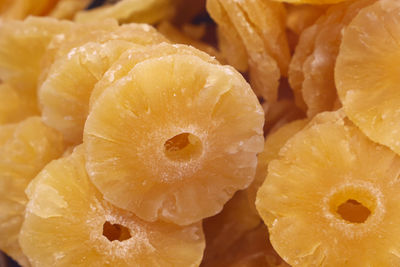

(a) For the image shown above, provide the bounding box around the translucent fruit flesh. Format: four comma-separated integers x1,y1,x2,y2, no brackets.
335,0,400,156
84,54,264,225
256,110,400,266
19,146,205,267
0,117,65,267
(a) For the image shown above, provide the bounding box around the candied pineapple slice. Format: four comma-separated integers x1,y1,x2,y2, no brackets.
89,42,219,107
0,117,64,267
75,0,175,24
19,146,205,267
0,17,74,91
335,0,400,156
207,0,290,102
257,110,400,266
39,40,139,144
0,82,39,125
289,0,376,116
84,54,264,225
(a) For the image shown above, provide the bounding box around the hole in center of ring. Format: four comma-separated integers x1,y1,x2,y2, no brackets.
336,199,371,223
102,221,131,242
164,132,202,161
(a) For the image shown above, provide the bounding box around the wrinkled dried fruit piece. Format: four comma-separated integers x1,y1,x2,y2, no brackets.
0,0,58,19
89,42,219,107
247,119,309,212
207,0,290,102
19,146,205,267
335,0,400,156
157,21,224,63
289,0,376,117
49,0,91,19
39,40,140,144
0,117,64,267
75,0,175,24
286,4,328,35
257,110,400,266
0,17,74,91
202,190,261,265
0,83,39,125
85,54,264,225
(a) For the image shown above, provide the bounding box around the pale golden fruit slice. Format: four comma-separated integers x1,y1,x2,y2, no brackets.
289,0,376,116
257,110,400,266
0,17,74,91
202,224,289,267
0,117,64,267
49,0,91,19
75,0,175,24
19,146,205,267
157,21,224,63
39,40,140,144
84,54,264,225
202,190,261,265
207,0,290,102
335,0,400,156
247,119,309,212
0,83,39,125
273,0,347,4
0,0,58,19
89,42,219,107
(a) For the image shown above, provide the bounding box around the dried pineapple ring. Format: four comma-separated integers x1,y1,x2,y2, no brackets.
335,0,400,156
288,0,376,117
257,110,400,266
207,0,290,102
19,146,205,267
0,82,39,125
84,54,264,225
39,40,140,144
0,117,64,267
75,0,175,25
89,42,219,108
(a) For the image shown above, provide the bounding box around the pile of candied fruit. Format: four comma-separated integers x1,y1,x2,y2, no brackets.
1,0,400,266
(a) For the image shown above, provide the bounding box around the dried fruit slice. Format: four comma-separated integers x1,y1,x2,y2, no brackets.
335,0,400,155
289,0,376,116
247,119,309,212
0,0,58,19
0,82,39,125
0,17,74,91
286,4,328,36
89,42,219,107
273,0,346,4
207,0,290,102
39,40,140,144
75,0,175,24
0,117,64,267
19,146,205,267
49,0,91,19
84,54,264,225
257,110,400,266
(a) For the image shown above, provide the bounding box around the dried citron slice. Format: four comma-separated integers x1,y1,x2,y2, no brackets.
207,0,290,102
289,0,376,116
247,119,309,212
335,0,400,156
84,54,264,225
75,0,175,24
0,117,64,267
19,146,205,267
202,190,261,265
39,40,140,144
0,17,74,91
257,110,400,266
0,82,39,125
89,42,219,108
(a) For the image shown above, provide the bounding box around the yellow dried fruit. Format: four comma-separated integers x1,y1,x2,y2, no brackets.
0,117,64,266
335,0,400,155
49,0,91,19
19,146,205,267
84,54,264,225
289,0,376,116
257,110,400,266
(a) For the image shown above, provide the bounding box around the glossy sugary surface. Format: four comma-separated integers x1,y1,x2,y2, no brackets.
257,110,400,266
19,146,205,267
84,54,264,225
0,117,64,267
335,0,400,156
